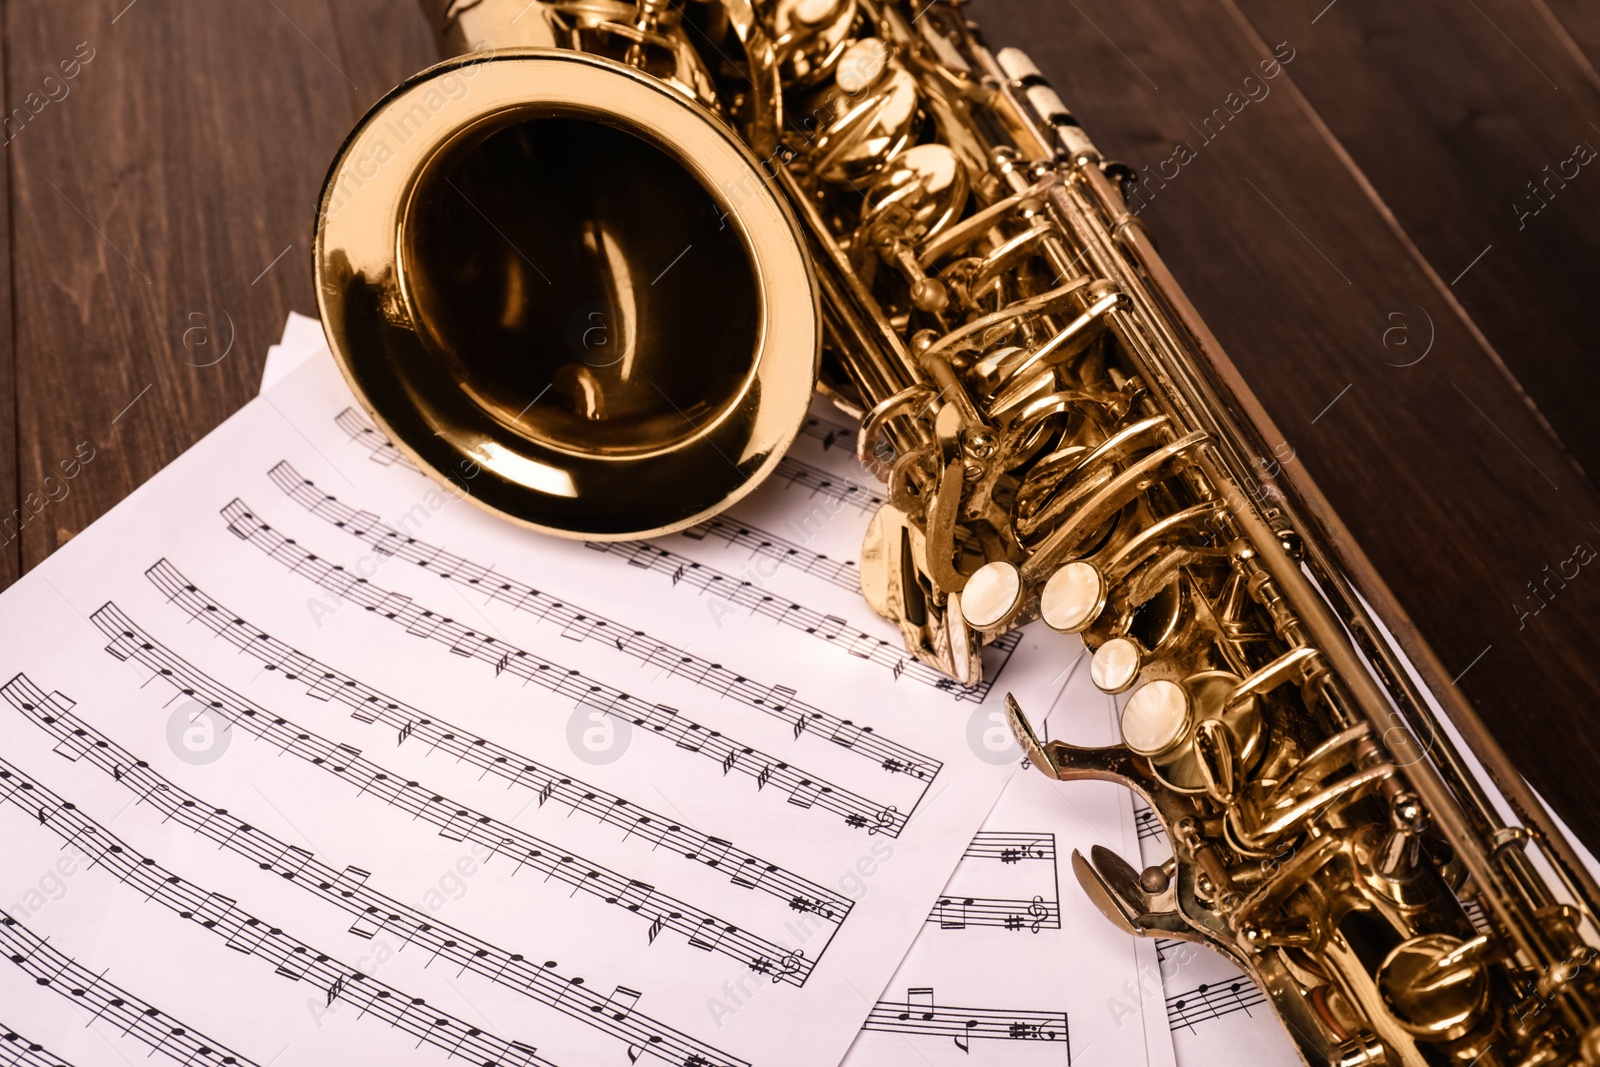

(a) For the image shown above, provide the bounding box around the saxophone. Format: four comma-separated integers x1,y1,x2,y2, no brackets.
312,2,1600,1063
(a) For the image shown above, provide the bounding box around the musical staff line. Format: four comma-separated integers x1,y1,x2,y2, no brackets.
0,766,563,1067
266,462,940,777
581,538,1013,702
334,407,863,595
772,455,882,516
797,412,858,455
1,1023,86,1067
1134,803,1166,843
863,987,1069,1058
336,407,414,469
328,411,1015,704
674,516,859,594
961,832,1056,864
0,914,257,1067
927,894,1058,933
89,608,821,987
220,500,911,838
1165,977,1268,1032
145,559,851,921
1,674,748,1067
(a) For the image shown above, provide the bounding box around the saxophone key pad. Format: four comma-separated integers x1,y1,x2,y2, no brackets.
1040,560,1104,633
959,559,1022,630
1121,679,1191,758
1090,636,1140,693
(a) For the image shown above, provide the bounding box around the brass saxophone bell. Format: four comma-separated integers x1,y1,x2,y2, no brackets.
314,49,818,538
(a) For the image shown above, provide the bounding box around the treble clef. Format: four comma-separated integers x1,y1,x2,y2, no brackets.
867,805,899,836
1028,895,1048,934
772,949,806,984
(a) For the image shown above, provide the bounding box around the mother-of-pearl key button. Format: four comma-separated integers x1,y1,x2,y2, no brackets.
960,560,1022,629
1122,679,1191,756
1090,636,1140,693
1040,561,1103,633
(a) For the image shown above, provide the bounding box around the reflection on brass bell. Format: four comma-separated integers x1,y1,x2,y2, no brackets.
317,52,819,540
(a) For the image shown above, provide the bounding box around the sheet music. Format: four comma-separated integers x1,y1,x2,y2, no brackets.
253,316,1179,1067
0,319,1099,1067
838,675,1178,1067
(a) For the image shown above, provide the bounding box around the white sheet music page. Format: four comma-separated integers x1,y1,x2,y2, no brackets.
0,320,1106,1067
838,670,1177,1067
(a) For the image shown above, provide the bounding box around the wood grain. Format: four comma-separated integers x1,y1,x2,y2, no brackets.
0,0,1595,845
6,0,351,570
324,0,436,116
1537,0,1600,81
1232,0,1600,486
979,0,1600,844
0,3,14,590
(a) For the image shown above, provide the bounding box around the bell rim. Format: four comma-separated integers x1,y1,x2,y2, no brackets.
313,48,820,540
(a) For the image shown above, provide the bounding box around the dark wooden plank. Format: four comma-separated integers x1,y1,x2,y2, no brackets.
324,0,437,116
7,0,355,569
0,0,16,589
1230,0,1600,488
976,0,1600,845
1538,0,1600,82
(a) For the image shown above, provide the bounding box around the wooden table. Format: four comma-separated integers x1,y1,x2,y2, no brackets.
3,0,1598,848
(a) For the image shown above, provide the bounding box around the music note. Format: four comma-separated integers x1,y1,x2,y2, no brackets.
560,615,597,642
603,986,641,1021
672,720,706,754
273,940,316,985
224,919,269,954
264,842,314,880
404,612,445,640
190,891,239,930
437,808,476,842
307,671,341,701
829,720,863,749
615,880,656,913
50,730,91,761
331,866,371,897
693,837,732,869
787,781,819,810
347,907,389,940
729,859,772,892
903,987,936,1021
686,920,732,954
